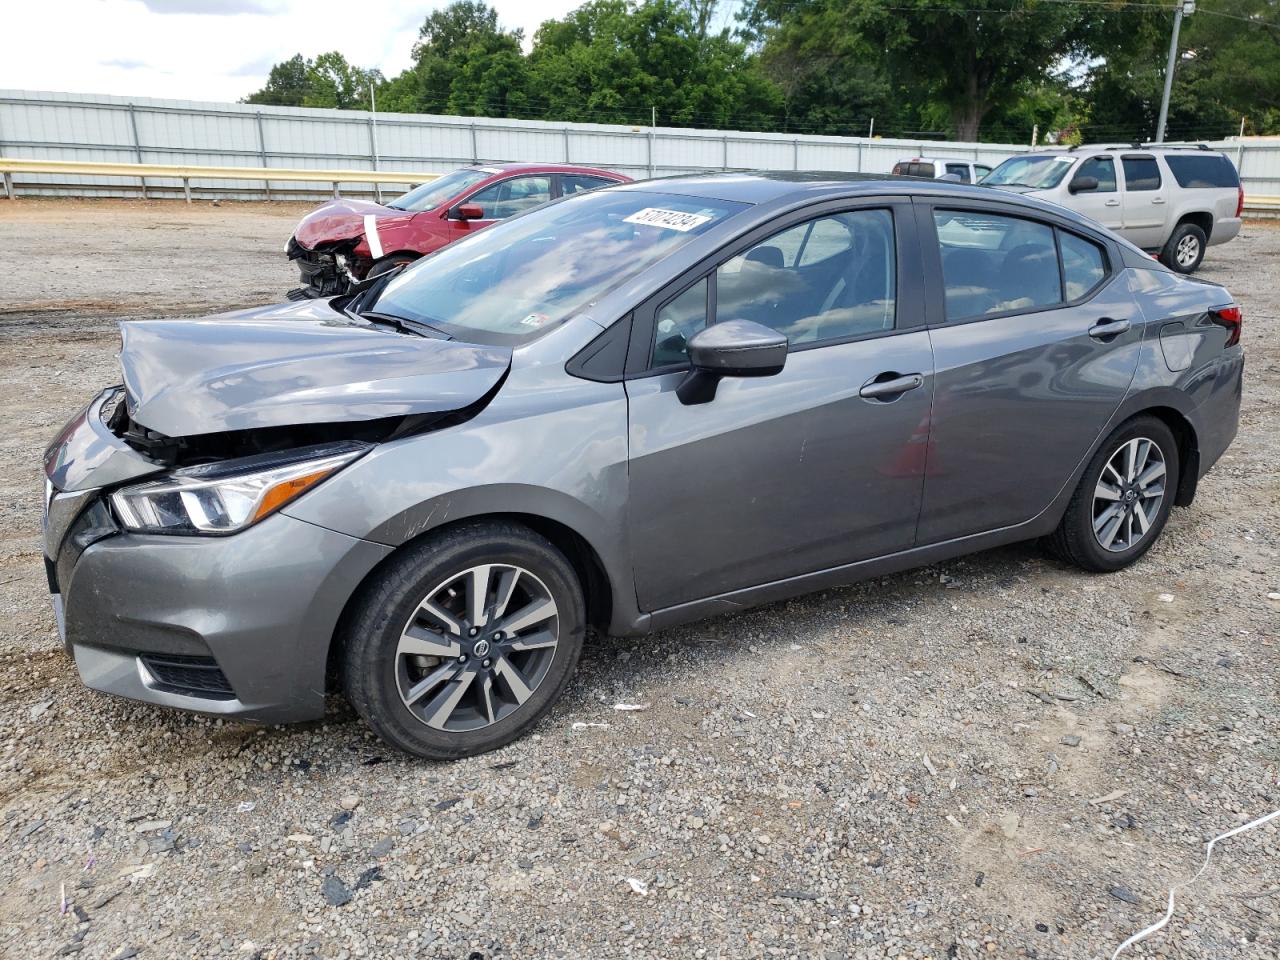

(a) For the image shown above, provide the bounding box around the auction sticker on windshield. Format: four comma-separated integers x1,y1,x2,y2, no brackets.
623,208,714,232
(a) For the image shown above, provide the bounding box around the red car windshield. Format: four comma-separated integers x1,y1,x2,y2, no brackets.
371,189,747,345
385,168,494,212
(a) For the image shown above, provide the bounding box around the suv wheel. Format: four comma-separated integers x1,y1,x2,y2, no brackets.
1045,416,1179,573
342,521,586,759
1160,222,1206,274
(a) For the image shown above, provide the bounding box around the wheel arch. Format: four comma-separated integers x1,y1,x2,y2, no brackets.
1175,210,1214,243
325,506,634,691
1113,396,1200,507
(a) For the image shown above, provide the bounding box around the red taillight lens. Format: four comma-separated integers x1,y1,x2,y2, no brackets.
1213,305,1242,347
1236,186,1245,218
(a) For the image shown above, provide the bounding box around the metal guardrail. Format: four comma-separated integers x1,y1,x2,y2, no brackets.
2,156,1276,213
0,157,436,202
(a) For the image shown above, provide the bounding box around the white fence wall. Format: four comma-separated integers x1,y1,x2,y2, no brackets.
2,89,1277,201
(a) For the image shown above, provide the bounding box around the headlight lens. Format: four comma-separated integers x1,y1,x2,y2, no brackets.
111,442,367,535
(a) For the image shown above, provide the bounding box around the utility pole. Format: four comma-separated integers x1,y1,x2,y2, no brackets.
1155,0,1195,143
369,81,381,202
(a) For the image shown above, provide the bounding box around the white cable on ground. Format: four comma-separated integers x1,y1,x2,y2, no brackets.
1112,806,1280,958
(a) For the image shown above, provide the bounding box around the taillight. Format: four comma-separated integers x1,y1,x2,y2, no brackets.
1236,186,1244,219
1212,305,1242,347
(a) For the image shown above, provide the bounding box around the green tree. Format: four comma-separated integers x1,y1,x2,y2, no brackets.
528,0,781,128
1086,1,1280,141
379,1,529,116
243,52,381,110
243,54,309,107
742,0,1154,141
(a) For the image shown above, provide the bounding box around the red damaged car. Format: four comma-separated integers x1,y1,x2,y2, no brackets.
286,162,630,299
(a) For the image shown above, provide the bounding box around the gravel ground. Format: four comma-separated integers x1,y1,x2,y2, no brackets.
0,199,1277,960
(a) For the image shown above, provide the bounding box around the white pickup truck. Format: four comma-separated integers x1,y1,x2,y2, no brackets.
981,144,1244,273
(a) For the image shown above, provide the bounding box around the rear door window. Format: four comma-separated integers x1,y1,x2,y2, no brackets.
1059,232,1107,300
1122,156,1161,191
561,174,615,195
933,210,1062,319
1163,154,1240,188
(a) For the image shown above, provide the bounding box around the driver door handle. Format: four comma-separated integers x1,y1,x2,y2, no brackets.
860,372,924,400
1104,199,1120,207
1088,317,1131,340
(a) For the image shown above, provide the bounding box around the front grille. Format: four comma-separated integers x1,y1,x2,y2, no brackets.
140,654,236,700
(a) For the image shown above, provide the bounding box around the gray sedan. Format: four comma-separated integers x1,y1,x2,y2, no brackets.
42,173,1243,759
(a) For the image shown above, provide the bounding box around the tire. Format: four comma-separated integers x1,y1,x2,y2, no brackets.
342,520,586,760
1159,222,1206,274
366,254,414,280
1045,416,1180,573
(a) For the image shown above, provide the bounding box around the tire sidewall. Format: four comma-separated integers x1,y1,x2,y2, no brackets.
1162,224,1206,274
344,524,586,760
1070,418,1180,572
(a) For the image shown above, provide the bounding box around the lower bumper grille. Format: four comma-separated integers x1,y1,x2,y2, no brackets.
139,654,236,700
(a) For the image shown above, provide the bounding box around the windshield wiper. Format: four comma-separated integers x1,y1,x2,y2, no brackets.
359,310,452,340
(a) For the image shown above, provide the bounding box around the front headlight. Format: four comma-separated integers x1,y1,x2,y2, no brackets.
111,442,367,536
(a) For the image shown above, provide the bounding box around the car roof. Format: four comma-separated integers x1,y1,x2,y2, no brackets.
475,161,627,178
615,170,1112,234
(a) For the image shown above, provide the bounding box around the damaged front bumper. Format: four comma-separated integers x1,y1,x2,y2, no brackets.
286,236,359,301
42,389,392,723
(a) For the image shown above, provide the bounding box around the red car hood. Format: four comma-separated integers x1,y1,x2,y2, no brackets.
293,198,417,249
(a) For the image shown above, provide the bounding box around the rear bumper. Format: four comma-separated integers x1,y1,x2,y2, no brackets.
1189,346,1244,481
1208,218,1242,247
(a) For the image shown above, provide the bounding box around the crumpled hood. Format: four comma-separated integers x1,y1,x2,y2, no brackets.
293,197,417,249
119,299,511,438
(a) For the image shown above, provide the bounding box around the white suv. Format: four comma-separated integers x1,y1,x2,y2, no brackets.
893,157,993,184
981,145,1244,273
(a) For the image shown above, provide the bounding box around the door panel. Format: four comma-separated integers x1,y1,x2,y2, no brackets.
1066,156,1123,233
1120,155,1169,249
919,278,1143,543
626,333,934,611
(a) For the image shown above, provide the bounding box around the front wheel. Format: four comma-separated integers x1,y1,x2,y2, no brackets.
342,521,586,760
1045,416,1179,573
1160,222,1206,274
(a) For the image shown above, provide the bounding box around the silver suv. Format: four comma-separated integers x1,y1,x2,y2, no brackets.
982,144,1244,273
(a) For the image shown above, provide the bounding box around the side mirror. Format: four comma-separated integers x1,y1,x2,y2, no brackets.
676,319,788,405
1068,176,1099,194
452,203,485,220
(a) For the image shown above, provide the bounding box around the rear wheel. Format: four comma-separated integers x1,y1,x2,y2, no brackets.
1160,222,1206,274
342,521,586,760
1045,416,1179,573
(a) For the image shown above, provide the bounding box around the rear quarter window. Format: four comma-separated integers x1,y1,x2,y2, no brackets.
1163,154,1240,189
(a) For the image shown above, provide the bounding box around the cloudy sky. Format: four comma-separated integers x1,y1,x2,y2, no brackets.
0,0,589,104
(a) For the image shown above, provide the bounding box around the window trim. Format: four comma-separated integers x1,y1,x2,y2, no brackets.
624,197,919,379
919,201,1117,328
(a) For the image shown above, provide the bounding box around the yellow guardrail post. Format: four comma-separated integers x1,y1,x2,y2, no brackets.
0,158,437,201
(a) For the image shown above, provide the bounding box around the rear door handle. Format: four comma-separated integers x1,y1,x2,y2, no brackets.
860,372,924,401
1088,317,1131,340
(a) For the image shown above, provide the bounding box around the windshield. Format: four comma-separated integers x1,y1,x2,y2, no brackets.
981,155,1075,189
371,190,748,345
385,168,494,212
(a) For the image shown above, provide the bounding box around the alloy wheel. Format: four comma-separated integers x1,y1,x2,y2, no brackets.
1175,234,1200,269
1092,437,1166,553
395,563,560,732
